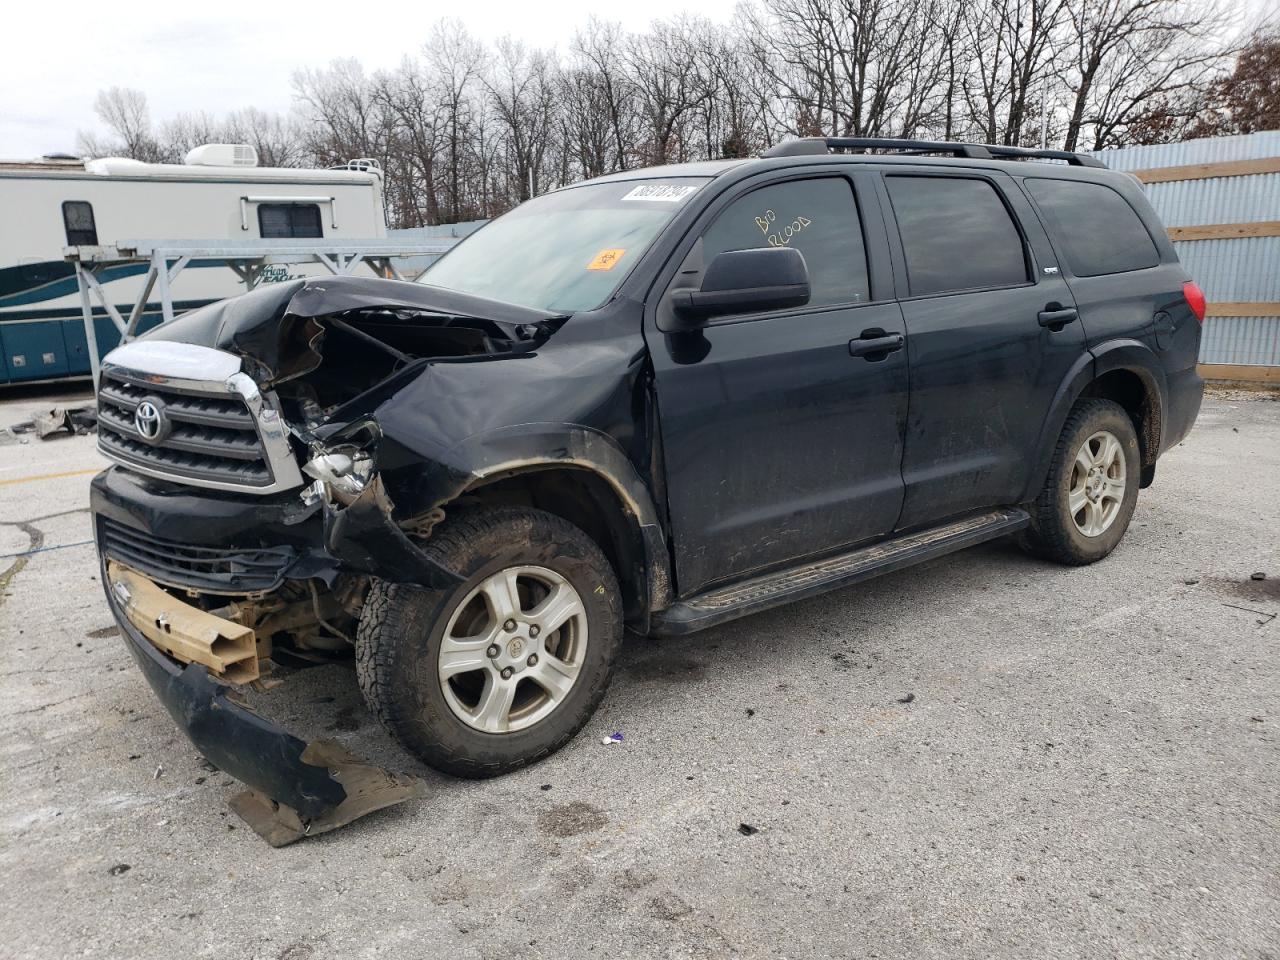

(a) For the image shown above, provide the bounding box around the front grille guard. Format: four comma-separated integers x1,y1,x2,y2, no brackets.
96,341,305,495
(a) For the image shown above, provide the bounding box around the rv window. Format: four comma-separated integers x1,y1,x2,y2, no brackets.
258,204,323,239
63,201,98,246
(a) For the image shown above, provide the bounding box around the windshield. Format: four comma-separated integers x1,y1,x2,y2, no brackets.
418,178,708,313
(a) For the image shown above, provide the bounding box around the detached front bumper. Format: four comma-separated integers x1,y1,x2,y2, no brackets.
91,466,431,845
109,573,345,812
103,563,425,845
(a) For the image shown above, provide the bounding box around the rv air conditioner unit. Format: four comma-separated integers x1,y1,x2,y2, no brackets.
184,143,259,168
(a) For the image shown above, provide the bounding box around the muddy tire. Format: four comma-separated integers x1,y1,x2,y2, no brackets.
355,506,622,778
1022,399,1141,566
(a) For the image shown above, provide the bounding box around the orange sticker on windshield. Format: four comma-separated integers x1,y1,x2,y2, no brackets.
587,248,626,271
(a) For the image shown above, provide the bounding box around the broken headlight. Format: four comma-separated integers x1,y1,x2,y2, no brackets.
299,422,378,506
302,451,372,503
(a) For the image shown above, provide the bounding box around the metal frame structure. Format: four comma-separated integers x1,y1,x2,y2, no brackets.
66,237,458,383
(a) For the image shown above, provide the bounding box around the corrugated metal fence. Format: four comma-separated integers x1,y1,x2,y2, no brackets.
1093,134,1280,378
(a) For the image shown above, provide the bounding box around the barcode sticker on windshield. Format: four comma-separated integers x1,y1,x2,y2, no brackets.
621,184,698,203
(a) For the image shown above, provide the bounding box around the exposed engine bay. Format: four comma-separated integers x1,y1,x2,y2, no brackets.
272,307,549,420
142,275,565,423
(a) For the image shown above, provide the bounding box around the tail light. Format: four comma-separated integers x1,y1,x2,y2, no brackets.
1182,281,1206,324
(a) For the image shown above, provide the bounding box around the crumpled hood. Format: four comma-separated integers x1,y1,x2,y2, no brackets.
142,276,564,384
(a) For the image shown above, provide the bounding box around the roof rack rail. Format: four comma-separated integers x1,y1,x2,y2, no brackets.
761,137,1106,168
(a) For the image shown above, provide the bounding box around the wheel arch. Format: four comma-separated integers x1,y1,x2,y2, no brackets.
1088,341,1166,483
1022,340,1167,500
430,424,672,631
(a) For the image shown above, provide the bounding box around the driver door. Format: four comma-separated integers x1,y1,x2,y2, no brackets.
646,173,909,596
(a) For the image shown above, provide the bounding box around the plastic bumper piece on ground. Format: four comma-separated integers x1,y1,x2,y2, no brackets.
109,580,425,846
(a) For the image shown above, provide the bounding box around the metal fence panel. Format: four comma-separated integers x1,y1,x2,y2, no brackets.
1201,316,1280,365
1094,134,1280,371
1090,132,1280,172
1145,175,1280,227
1174,237,1280,303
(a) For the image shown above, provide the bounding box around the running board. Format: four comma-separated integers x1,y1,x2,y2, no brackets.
650,508,1030,636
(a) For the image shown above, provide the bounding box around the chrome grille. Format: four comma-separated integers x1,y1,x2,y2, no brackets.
97,371,274,487
94,341,305,495
99,517,296,593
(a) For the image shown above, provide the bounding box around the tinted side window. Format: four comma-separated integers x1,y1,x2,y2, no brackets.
886,176,1028,297
1025,178,1159,277
702,178,869,308
259,203,323,239
63,201,98,246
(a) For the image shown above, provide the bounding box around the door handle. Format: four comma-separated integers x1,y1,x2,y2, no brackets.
1038,306,1078,328
848,333,904,359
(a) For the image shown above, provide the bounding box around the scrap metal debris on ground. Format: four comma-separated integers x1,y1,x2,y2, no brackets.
6,406,97,441
228,740,426,847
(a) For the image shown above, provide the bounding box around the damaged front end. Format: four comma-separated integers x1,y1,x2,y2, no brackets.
106,561,424,846
92,277,568,844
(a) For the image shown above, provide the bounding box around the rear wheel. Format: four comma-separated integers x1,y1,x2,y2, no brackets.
1023,399,1141,565
356,506,622,778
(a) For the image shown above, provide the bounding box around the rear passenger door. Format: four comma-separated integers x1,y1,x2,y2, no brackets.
879,169,1084,529
649,172,908,595
1021,176,1194,368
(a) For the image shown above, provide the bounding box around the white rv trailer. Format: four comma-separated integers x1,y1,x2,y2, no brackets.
0,145,387,384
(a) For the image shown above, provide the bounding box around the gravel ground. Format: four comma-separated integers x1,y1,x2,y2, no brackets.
0,386,1276,960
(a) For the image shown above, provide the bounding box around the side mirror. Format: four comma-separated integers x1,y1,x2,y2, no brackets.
670,247,811,324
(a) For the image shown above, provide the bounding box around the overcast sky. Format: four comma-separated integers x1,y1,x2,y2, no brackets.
0,0,741,159
3,0,1268,159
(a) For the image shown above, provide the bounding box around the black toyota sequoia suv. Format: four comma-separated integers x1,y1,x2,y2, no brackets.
91,138,1203,838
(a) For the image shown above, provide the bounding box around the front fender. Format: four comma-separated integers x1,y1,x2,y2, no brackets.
445,423,672,618
444,423,662,526
374,421,671,619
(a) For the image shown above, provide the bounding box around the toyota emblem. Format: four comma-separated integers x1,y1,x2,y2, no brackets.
133,398,168,444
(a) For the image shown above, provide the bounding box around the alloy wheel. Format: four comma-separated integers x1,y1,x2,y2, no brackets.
1068,429,1126,537
437,565,588,734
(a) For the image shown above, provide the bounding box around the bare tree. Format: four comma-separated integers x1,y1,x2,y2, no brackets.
626,19,714,164
293,59,401,221
961,0,1072,145
1059,0,1226,150
375,57,448,225
571,19,641,172
487,39,558,201
744,0,960,141
80,3,1246,225
78,86,162,160
423,21,487,221
156,108,307,166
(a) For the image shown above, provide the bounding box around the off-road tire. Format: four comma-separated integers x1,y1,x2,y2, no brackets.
356,506,623,778
1022,398,1141,565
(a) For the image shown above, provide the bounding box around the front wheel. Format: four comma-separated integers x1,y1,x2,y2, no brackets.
1023,398,1141,565
356,506,623,778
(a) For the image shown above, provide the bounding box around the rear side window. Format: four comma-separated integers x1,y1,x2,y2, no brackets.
702,177,870,308
63,201,98,246
1025,178,1159,277
885,176,1028,297
258,203,323,239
